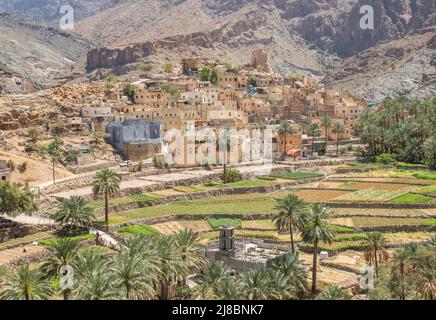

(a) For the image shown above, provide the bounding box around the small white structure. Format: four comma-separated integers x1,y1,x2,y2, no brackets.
320,251,329,260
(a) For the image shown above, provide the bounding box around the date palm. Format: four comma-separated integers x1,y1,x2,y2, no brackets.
196,261,232,299
363,232,389,278
175,229,206,285
416,266,435,300
332,122,345,157
301,204,336,294
72,250,117,300
308,123,320,156
53,196,95,230
316,285,349,300
278,121,296,158
111,250,156,300
216,277,243,300
0,264,53,300
40,237,80,300
92,169,120,231
238,269,270,300
272,195,306,254
320,115,332,154
270,253,308,297
391,246,415,300
152,235,187,300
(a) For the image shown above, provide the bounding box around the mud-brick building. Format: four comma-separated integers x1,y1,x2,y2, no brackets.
0,160,11,182
107,120,162,161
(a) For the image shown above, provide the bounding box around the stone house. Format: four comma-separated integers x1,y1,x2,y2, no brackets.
107,120,162,161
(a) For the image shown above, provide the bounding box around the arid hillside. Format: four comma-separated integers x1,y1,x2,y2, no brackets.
0,13,93,94
0,0,435,99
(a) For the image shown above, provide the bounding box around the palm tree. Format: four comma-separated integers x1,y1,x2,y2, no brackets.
415,266,435,300
0,182,37,217
278,121,295,158
47,137,63,185
320,116,332,155
153,235,187,300
111,250,156,300
423,136,436,169
53,196,95,230
272,195,306,254
92,169,120,231
363,232,389,278
239,269,269,300
332,122,345,157
175,229,206,286
196,261,232,299
390,246,415,300
216,277,243,300
316,285,349,300
0,264,53,300
270,253,308,298
72,250,117,300
301,204,336,294
308,123,320,156
40,238,80,300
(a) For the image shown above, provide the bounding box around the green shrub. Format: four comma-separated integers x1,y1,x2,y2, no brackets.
117,224,159,237
208,218,242,229
270,172,323,180
374,153,397,165
221,168,242,183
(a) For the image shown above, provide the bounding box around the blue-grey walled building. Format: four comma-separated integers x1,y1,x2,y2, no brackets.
107,120,162,161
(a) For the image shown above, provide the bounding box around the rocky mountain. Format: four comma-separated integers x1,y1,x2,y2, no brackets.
0,13,93,94
0,0,435,100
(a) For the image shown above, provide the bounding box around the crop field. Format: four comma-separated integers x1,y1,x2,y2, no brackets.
284,189,352,202
333,187,414,202
330,217,435,228
331,208,430,217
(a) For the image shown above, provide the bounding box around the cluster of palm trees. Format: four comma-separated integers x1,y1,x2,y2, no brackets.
0,230,205,300
272,195,336,293
278,118,346,159
364,232,435,300
357,96,436,167
195,254,308,300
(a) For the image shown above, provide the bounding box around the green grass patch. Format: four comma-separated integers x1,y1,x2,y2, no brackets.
329,225,357,233
39,234,95,246
413,171,436,180
420,185,436,195
117,224,160,237
257,176,278,181
390,193,433,204
333,234,366,242
208,218,242,229
424,219,436,225
270,172,323,180
201,179,274,189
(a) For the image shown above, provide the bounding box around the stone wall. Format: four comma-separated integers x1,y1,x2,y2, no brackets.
0,224,54,243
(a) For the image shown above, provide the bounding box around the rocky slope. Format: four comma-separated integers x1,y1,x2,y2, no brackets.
0,13,93,94
0,0,435,99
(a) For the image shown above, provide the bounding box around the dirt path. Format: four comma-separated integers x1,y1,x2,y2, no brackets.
0,245,47,266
